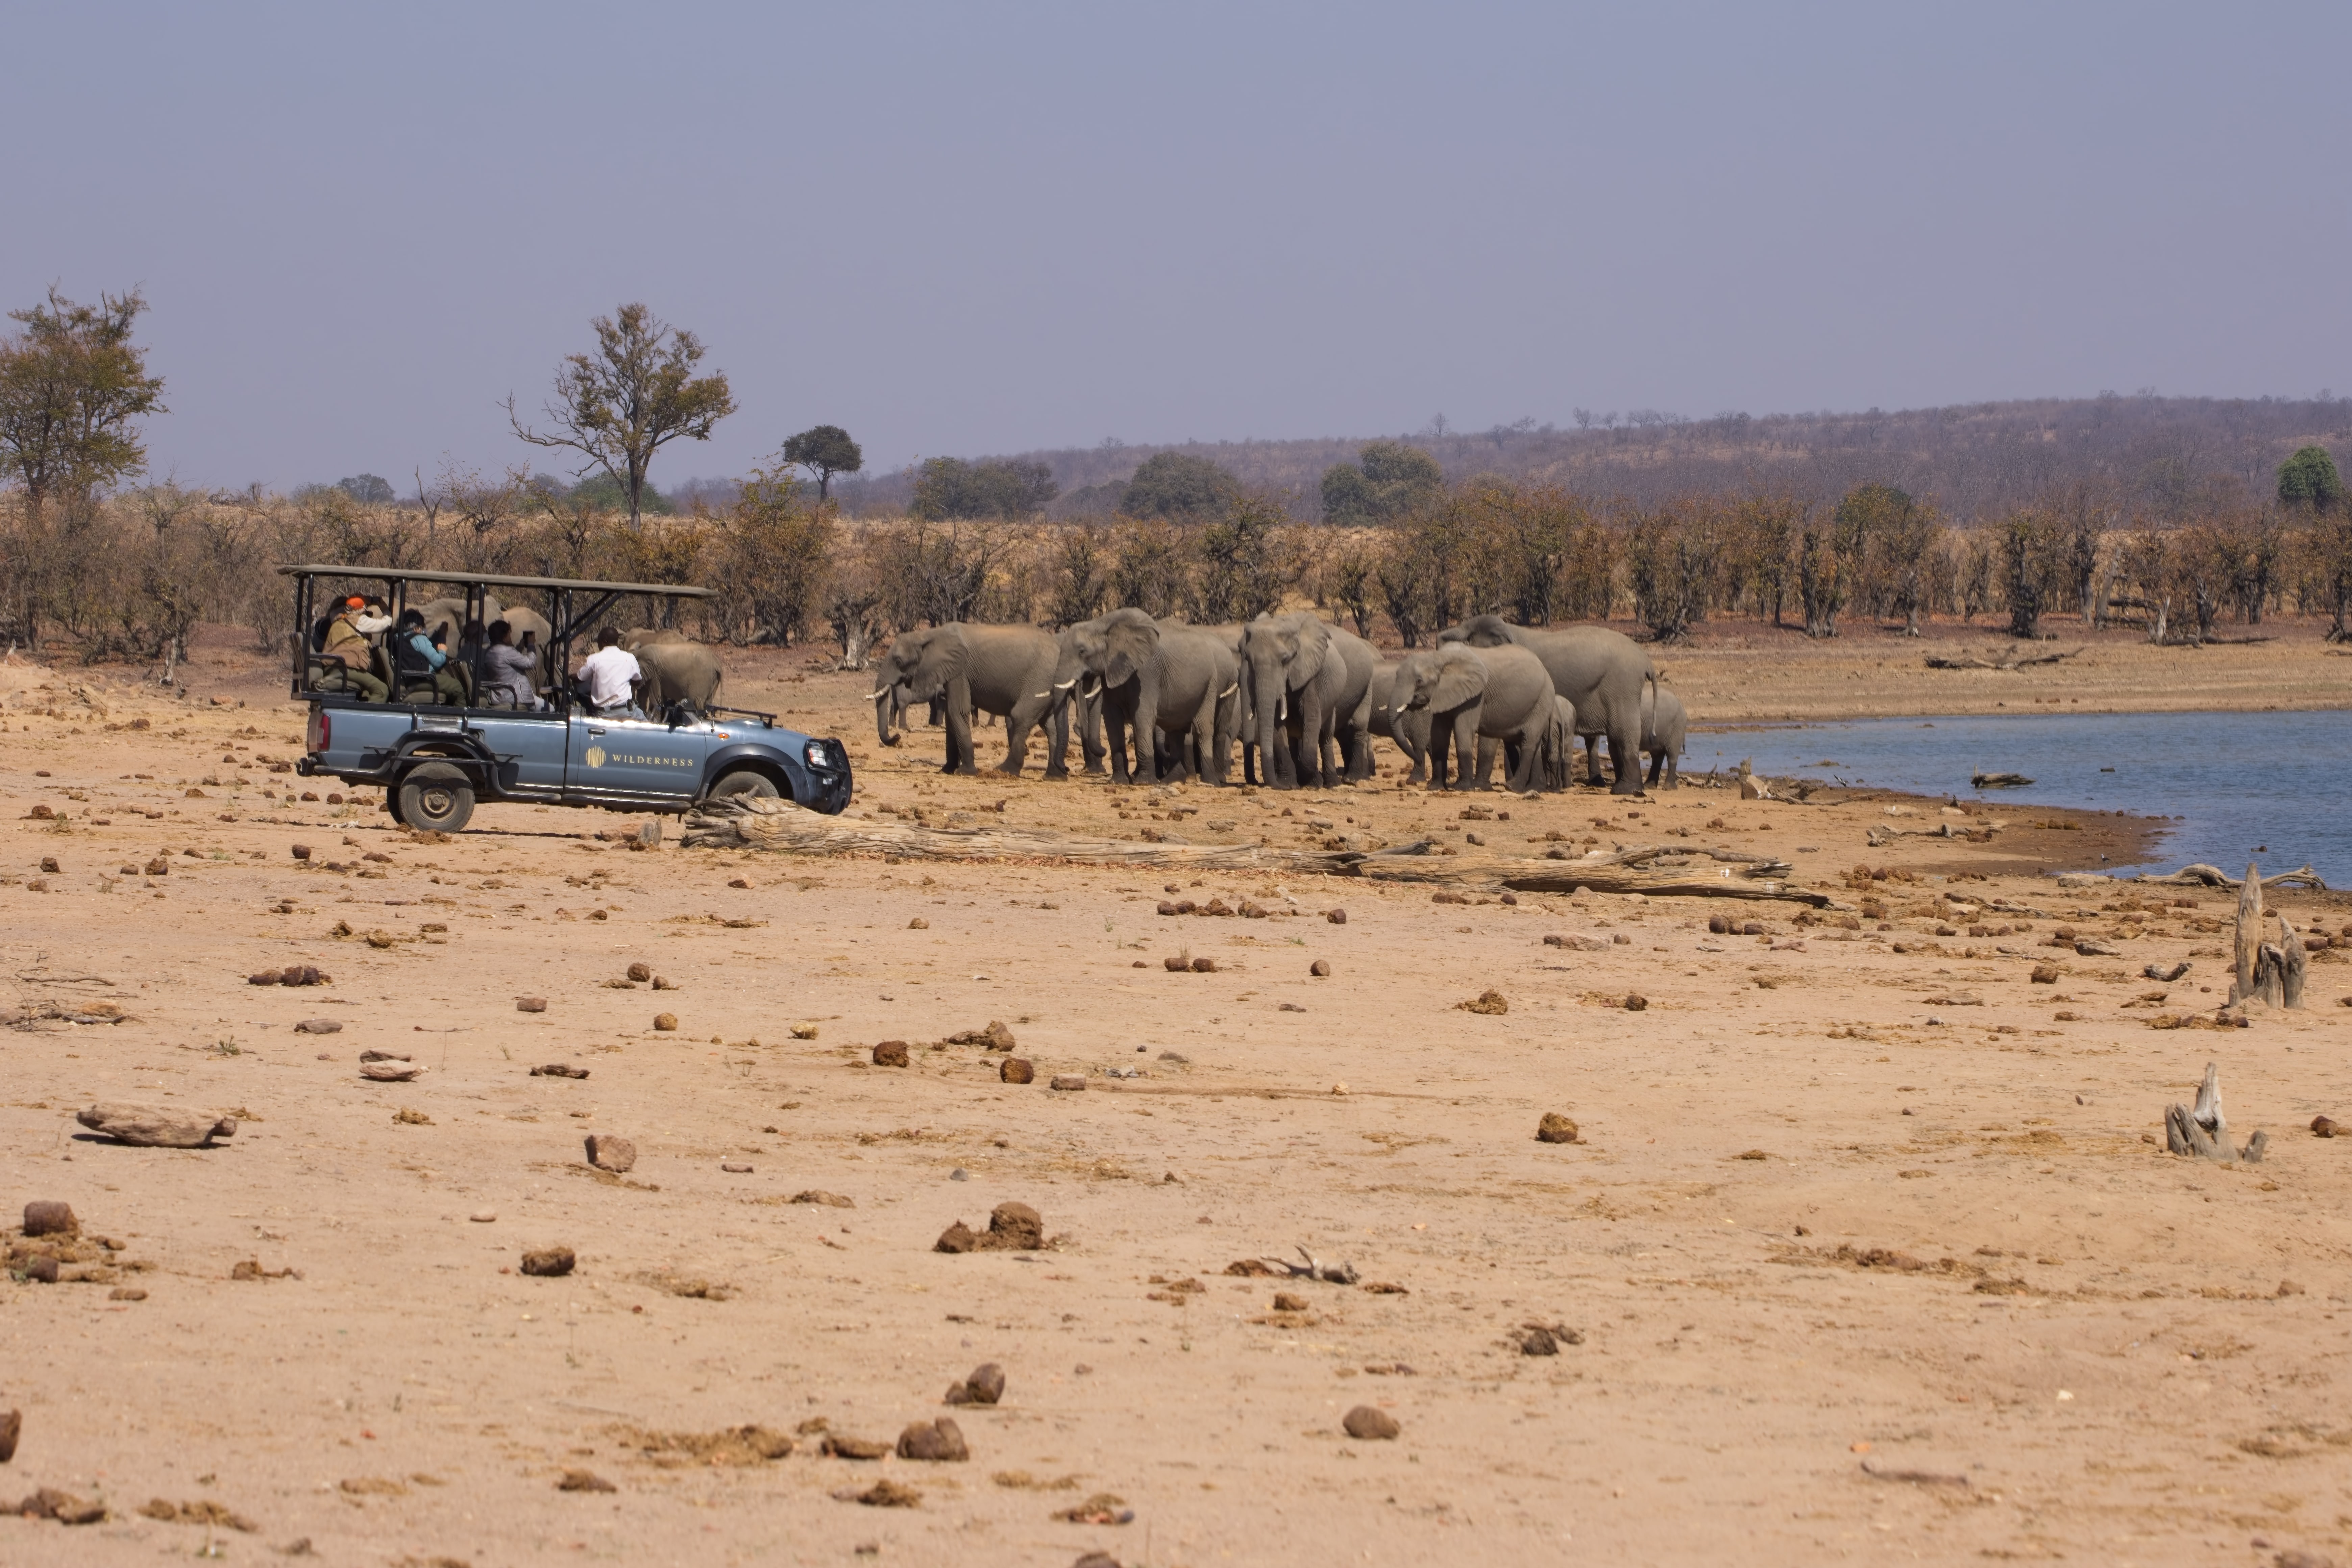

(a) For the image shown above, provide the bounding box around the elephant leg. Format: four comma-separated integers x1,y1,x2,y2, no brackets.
999,695,1048,776
1645,749,1663,787
1446,712,1476,790
1042,698,1070,780
1608,721,1643,795
1582,735,1606,787
1105,708,1133,785
945,679,978,775
1193,706,1221,787
1506,718,1547,792
1664,752,1679,788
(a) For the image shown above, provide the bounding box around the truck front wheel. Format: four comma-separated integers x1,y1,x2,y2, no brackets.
397,762,476,833
707,768,782,804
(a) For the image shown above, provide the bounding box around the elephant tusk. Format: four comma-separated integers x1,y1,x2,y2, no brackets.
1218,682,1237,700
1052,679,1076,690
864,689,892,702
1032,691,1051,699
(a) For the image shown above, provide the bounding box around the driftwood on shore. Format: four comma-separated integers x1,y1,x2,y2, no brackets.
2164,1062,2267,1163
681,797,1830,904
1923,646,2085,671
2230,862,2307,1009
2132,862,2328,893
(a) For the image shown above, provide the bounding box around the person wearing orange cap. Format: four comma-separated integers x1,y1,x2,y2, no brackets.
318,595,389,701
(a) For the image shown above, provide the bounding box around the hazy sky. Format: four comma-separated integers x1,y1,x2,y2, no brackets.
5,2,2347,492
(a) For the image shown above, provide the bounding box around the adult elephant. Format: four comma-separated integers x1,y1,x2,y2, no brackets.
870,623,1069,777
1390,642,1556,793
1437,615,1655,795
1239,614,1375,790
1367,662,1437,784
629,640,724,712
1642,684,1688,789
1068,608,1236,786
416,595,495,650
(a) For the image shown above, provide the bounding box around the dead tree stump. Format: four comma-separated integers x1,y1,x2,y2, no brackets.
2164,1061,2267,1163
2230,863,2307,1009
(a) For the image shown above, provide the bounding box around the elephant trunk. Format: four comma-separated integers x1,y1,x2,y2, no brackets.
873,679,903,746
1252,664,1292,790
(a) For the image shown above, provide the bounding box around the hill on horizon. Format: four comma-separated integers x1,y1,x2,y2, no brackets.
830,393,2352,524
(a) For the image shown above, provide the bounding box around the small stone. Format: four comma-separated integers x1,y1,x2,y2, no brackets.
1049,1074,1087,1092
22,1200,77,1237
1536,1113,1579,1144
873,1039,910,1068
469,1210,497,1223
585,1134,637,1173
908,916,929,929
1342,1405,1400,1440
520,1246,576,1277
294,1017,343,1034
1273,1291,1308,1312
516,996,548,1012
1001,1057,1035,1084
76,1104,236,1148
653,1012,679,1031
962,1363,1005,1404
557,1469,616,1492
1326,908,1347,924
720,1160,754,1174
1624,994,1648,1011
896,1418,969,1461
1310,959,1330,977
626,962,653,982
358,1056,421,1081
1190,957,1217,973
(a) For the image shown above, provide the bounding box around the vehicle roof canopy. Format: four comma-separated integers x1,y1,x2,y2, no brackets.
278,565,711,598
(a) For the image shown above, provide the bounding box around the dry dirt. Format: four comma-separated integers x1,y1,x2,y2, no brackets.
3,624,2350,1567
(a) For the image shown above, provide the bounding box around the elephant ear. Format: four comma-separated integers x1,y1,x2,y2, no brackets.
1103,616,1159,686
1431,647,1488,712
930,626,973,683
1286,620,1330,686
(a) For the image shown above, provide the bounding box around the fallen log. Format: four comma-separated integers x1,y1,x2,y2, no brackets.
2131,862,2328,893
1970,770,2033,788
1924,646,2085,671
683,799,1829,904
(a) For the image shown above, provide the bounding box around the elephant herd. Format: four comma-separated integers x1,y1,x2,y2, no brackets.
871,610,1687,794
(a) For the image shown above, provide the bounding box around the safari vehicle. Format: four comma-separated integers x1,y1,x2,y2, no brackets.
283,565,852,832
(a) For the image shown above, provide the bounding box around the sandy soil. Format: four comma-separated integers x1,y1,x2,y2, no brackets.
2,627,2349,1568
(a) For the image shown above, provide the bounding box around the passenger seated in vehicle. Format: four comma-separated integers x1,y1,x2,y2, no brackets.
390,608,470,705
315,596,390,701
477,620,541,709
576,627,643,718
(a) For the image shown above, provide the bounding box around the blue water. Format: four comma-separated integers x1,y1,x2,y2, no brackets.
1691,709,2352,883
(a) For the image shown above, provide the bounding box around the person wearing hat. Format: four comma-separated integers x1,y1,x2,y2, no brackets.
318,595,389,701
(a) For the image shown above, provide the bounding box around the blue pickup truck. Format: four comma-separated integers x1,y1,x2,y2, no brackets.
284,566,852,832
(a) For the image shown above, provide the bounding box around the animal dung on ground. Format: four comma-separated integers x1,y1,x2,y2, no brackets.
1310,959,1331,977
1536,1113,1579,1145
520,1246,576,1277
2312,1116,2338,1137
935,1201,1046,1254
2030,963,2061,984
1000,1057,1035,1084
290,843,311,860
945,1363,1006,1406
15,1487,106,1524
1057,1494,1136,1525
836,1478,920,1507
873,1039,911,1068
1163,955,1189,972
139,1498,258,1531
821,1433,892,1460
1049,1074,1087,1092
2145,961,2191,982
1326,908,1347,924
896,1418,970,1461
391,1107,430,1125
790,1022,819,1038
908,916,929,929
793,1190,855,1208
1341,1405,1400,1441
1273,1291,1309,1312
249,966,327,986
294,1017,343,1034
0,1408,19,1463
652,1012,679,1032
943,1019,1018,1050
557,1469,617,1492
626,962,653,983
720,1160,754,1173
22,1201,77,1237
76,1103,236,1148
358,1052,421,1081
1623,994,1648,1011
1456,989,1508,1015
530,1063,589,1079
584,1134,638,1173
516,995,548,1012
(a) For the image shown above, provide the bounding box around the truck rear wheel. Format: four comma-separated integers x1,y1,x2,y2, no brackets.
707,768,782,804
397,762,475,832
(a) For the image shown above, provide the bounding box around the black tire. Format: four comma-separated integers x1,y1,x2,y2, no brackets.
707,768,783,804
397,761,475,832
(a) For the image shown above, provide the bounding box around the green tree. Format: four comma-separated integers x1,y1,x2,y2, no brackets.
781,424,863,499
336,473,394,504
910,456,1057,520
0,286,166,521
2278,445,2345,511
1320,440,1443,523
1121,451,1240,519
508,302,736,528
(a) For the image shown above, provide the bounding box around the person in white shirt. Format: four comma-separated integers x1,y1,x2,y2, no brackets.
575,628,643,717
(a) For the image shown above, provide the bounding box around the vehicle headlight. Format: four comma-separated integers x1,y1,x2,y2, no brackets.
804,740,838,770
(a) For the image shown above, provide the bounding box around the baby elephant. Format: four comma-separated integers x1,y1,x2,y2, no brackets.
1389,643,1556,792
1643,685,1687,788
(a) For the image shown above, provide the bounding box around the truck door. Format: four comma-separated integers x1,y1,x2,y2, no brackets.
565,712,712,801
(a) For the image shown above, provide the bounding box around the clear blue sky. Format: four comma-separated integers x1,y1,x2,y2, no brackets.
5,1,2345,492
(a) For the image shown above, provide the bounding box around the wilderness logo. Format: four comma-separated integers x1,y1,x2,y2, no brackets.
583,746,692,769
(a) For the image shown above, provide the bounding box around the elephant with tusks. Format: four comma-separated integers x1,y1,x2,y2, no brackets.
1437,614,1655,794
1066,608,1237,786
869,622,1071,777
1389,641,1558,793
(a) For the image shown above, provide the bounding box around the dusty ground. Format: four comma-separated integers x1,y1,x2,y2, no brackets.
2,622,2350,1568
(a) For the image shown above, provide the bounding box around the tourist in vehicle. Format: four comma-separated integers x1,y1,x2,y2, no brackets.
317,596,389,701
576,626,643,717
391,607,469,705
478,620,540,709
